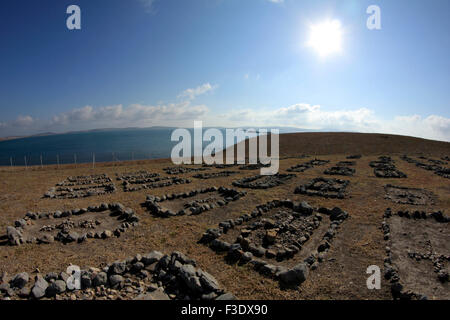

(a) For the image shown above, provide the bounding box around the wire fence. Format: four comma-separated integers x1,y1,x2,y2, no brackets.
2,151,170,170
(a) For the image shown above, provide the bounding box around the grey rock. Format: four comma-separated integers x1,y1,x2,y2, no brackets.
11,272,29,289
7,226,22,245
134,288,170,300
142,251,164,266
216,293,237,300
109,275,124,289
38,234,54,244
92,272,108,287
199,270,220,292
278,263,309,285
31,276,48,299
66,231,79,243
109,261,127,274
18,286,31,298
45,272,59,282
179,264,203,292
46,280,66,297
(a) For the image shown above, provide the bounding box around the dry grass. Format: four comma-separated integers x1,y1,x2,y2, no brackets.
0,132,449,300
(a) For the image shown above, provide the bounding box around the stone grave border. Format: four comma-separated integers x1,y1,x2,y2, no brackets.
193,171,239,180
199,199,349,287
294,177,350,199
324,166,355,176
232,173,296,189
381,208,449,300
6,203,139,246
143,186,247,218
383,184,436,205
400,155,449,179
287,159,330,173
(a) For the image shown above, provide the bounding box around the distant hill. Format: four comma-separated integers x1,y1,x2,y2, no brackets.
223,132,450,158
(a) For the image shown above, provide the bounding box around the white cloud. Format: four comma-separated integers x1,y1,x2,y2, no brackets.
179,83,217,100
0,84,212,136
1,96,449,142
267,0,284,3
48,102,208,129
220,103,450,142
8,115,35,127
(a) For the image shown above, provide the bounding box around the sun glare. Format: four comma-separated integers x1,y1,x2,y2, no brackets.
307,19,343,57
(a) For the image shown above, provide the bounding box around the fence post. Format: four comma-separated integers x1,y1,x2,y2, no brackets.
92,153,95,169
24,156,27,170
10,157,13,167
74,154,77,167
40,154,43,169
132,152,134,161
57,154,60,169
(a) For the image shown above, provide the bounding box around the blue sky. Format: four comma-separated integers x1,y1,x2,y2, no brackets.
0,0,449,141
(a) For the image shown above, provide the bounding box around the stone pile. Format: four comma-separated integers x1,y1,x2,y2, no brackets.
199,199,349,287
232,173,296,189
144,186,246,217
346,155,362,159
294,177,350,199
0,251,234,301
370,156,407,178
6,203,139,246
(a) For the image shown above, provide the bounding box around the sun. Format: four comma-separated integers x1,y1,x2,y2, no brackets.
307,19,343,57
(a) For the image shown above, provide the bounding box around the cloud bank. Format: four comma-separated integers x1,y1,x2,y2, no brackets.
219,103,450,142
1,86,449,142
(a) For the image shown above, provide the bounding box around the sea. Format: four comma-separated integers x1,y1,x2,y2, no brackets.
0,127,302,166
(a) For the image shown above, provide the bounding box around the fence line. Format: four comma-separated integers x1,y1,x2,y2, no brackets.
2,151,169,171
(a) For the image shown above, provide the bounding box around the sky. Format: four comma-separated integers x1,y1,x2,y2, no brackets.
0,0,449,141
